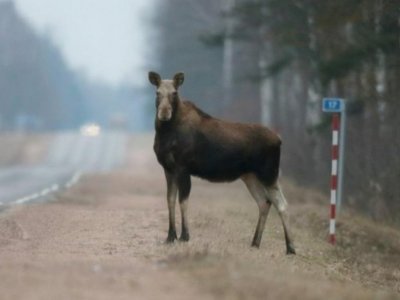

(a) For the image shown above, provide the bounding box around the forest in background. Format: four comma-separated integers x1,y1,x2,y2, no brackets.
153,0,400,222
0,1,146,131
0,1,86,130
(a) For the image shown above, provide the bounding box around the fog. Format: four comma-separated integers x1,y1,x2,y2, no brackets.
0,0,157,131
15,0,157,86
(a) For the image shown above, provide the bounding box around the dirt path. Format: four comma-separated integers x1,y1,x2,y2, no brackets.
0,134,399,299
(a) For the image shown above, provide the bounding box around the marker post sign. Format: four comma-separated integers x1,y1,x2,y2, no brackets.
322,98,346,245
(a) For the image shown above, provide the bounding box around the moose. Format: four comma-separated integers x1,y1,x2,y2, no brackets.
149,71,296,254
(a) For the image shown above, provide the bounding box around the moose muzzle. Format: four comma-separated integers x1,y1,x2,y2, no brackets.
157,106,172,121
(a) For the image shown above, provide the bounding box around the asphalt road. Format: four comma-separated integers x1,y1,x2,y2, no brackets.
0,131,127,206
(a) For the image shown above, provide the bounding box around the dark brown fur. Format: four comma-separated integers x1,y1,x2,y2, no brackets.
154,100,282,185
149,71,295,254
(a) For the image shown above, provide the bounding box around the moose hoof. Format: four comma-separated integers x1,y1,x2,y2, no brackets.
179,233,190,242
251,241,260,249
165,228,177,244
165,233,177,244
165,237,176,244
286,244,296,255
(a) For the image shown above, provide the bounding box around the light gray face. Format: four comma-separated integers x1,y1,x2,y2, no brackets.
155,80,177,121
149,72,184,122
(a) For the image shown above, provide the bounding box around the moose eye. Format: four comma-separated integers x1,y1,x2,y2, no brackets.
172,92,178,97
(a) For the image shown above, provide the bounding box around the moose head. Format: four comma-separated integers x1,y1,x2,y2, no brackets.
148,71,184,122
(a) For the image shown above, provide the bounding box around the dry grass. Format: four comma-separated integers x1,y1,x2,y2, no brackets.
123,134,400,298
0,133,399,299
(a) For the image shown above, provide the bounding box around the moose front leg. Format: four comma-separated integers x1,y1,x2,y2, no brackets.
165,171,178,243
178,173,191,242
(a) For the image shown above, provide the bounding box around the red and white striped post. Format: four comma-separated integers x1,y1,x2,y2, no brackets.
329,113,340,245
323,98,346,246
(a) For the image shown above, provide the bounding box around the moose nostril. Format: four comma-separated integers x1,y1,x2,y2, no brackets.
158,109,172,121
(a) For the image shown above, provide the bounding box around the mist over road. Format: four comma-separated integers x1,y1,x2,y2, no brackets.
0,131,127,206
46,131,127,172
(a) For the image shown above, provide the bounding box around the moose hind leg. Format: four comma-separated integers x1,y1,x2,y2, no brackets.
178,173,191,242
266,183,296,254
242,174,272,248
165,171,178,243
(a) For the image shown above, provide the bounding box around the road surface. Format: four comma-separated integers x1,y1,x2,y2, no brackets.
0,131,127,206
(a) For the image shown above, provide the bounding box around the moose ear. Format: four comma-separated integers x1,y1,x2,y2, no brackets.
148,71,161,86
173,72,184,88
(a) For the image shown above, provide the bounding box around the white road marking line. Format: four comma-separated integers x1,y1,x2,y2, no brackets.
15,194,39,205
40,189,50,196
8,131,124,207
73,171,82,182
51,184,59,191
65,171,81,188
12,171,81,206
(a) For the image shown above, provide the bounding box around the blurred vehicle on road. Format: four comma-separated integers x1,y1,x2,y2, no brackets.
80,123,101,137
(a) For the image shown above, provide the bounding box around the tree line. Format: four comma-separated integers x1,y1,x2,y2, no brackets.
0,1,87,130
0,1,146,131
153,0,400,222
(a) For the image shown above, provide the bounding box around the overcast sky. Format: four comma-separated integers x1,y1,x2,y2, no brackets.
14,0,157,87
